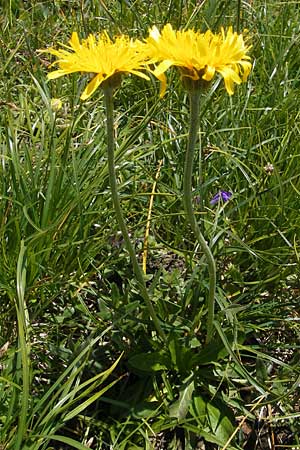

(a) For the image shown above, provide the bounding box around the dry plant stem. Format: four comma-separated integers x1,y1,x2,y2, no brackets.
142,159,163,274
183,88,216,343
103,86,166,342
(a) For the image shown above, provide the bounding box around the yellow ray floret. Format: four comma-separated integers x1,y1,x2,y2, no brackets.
145,24,252,96
42,32,150,99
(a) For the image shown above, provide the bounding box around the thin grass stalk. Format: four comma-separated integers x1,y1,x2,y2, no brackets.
183,89,216,343
103,86,166,342
142,159,163,274
236,0,241,33
15,240,30,450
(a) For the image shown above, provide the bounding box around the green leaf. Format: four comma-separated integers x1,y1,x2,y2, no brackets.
184,425,240,450
191,396,235,445
44,435,92,450
128,351,171,372
256,357,268,383
191,395,206,426
64,377,121,421
206,399,235,443
168,335,195,372
169,376,195,420
214,320,267,395
196,338,230,365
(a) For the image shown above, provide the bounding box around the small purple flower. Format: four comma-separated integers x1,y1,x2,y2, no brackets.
210,190,232,206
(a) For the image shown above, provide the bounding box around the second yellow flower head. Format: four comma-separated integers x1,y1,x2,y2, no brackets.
145,24,252,96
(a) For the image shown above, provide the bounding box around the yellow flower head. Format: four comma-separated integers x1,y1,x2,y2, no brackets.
146,24,252,96
42,32,150,100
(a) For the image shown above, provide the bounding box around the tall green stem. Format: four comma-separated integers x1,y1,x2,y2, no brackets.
103,86,166,342
183,88,216,343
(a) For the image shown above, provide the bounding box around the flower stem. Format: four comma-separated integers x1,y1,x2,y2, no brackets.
183,88,216,343
103,86,166,342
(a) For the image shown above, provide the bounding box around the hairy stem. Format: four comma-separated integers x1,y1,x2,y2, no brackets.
183,88,216,343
